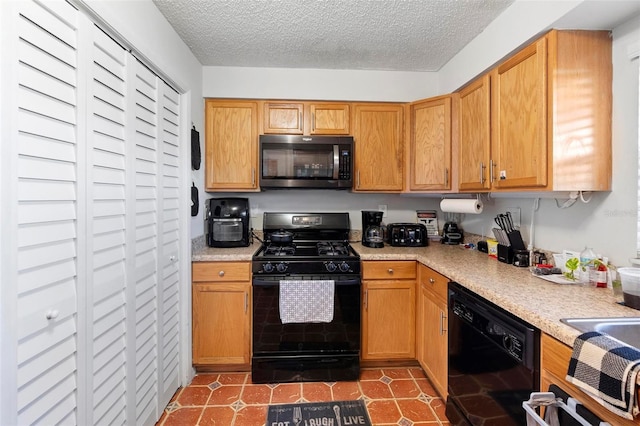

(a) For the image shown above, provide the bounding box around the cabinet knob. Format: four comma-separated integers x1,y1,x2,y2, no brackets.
429,278,435,284
46,309,59,320
388,268,394,274
218,270,225,277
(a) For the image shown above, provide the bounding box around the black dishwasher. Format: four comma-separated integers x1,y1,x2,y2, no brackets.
446,282,540,425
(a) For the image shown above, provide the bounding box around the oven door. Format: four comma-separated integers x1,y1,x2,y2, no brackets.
251,275,361,382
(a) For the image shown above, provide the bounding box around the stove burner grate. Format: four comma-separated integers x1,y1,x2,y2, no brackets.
316,241,349,256
264,244,296,256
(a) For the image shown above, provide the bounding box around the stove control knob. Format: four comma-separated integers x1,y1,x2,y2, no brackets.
339,262,351,272
325,261,337,272
276,262,288,273
262,262,274,273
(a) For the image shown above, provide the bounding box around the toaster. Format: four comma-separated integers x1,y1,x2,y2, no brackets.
387,223,428,247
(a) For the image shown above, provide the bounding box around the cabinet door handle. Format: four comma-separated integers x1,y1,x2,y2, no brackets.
489,160,495,183
440,311,447,335
444,168,449,187
480,162,486,185
251,168,256,186
429,278,435,284
245,292,248,314
388,268,394,274
218,270,225,277
364,289,368,310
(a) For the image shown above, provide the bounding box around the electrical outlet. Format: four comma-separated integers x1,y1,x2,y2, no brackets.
505,207,521,228
378,204,387,218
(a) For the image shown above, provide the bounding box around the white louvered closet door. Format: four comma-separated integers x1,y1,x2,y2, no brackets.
157,75,182,410
14,2,81,425
2,1,183,424
131,59,162,426
85,22,129,425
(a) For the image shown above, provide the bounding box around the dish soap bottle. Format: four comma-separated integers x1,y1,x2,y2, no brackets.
593,257,608,288
579,246,596,285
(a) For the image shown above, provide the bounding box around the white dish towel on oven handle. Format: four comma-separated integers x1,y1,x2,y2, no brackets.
279,280,335,324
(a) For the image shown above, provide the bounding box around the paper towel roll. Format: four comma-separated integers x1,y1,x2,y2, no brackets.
440,198,483,214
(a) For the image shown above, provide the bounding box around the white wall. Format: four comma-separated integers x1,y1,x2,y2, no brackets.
202,67,439,102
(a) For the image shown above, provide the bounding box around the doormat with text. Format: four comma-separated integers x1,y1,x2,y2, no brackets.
266,399,371,426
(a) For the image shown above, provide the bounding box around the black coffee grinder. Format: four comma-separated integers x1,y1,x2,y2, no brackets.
362,210,385,248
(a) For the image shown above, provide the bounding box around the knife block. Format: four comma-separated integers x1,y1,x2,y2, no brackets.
497,244,514,264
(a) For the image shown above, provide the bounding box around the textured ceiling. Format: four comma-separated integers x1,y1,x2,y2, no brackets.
152,0,515,72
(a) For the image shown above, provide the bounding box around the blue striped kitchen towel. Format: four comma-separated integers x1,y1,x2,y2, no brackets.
566,330,640,420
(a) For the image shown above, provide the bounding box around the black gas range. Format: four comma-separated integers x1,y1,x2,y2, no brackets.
251,212,361,384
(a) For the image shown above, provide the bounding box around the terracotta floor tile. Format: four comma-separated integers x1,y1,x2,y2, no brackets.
176,386,212,406
360,380,393,399
271,383,302,404
408,368,427,379
390,379,421,398
208,385,243,405
331,381,362,401
218,373,248,385
198,406,236,426
359,368,384,380
430,397,448,421
397,398,437,422
241,384,272,404
161,407,203,426
415,378,438,397
366,400,402,424
302,382,333,402
190,374,219,386
383,368,413,380
233,405,268,426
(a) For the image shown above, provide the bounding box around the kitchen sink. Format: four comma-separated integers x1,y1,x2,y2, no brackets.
561,317,640,349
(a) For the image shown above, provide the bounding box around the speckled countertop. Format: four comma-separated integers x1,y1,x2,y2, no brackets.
192,240,639,348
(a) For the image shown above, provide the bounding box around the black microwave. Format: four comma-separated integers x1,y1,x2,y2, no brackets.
259,134,353,189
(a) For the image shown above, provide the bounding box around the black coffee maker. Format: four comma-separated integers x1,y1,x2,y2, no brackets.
362,210,385,248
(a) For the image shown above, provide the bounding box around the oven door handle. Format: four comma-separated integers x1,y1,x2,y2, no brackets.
252,277,361,287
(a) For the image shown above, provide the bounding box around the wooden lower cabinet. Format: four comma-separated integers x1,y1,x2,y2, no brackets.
541,333,640,425
416,264,448,397
362,261,416,360
192,262,251,368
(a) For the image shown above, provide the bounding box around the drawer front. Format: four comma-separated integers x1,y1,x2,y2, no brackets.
193,261,251,283
362,261,416,280
418,264,449,301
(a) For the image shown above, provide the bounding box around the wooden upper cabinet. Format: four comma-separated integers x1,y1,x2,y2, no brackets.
263,102,304,134
309,103,350,134
491,37,548,189
352,103,404,191
458,75,491,191
409,95,452,191
488,30,612,191
263,101,350,135
205,100,258,191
